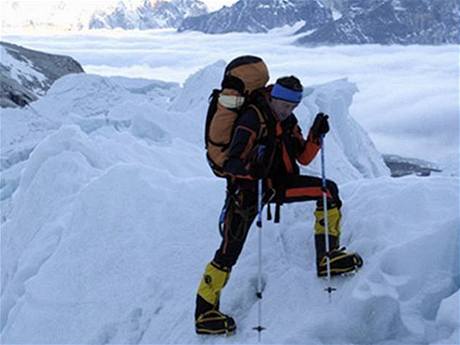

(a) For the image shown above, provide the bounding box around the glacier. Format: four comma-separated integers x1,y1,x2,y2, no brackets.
0,63,458,344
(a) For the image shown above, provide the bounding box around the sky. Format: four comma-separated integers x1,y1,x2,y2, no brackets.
3,28,458,164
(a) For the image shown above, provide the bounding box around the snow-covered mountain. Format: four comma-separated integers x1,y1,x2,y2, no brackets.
4,0,458,44
178,0,460,44
1,0,208,33
296,0,460,45
178,0,332,33
0,41,84,108
89,0,208,30
1,53,458,344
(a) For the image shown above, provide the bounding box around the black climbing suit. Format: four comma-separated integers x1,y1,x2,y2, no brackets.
213,92,342,269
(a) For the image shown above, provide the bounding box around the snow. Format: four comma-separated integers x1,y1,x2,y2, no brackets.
332,8,343,20
0,60,459,344
299,78,388,181
438,152,460,177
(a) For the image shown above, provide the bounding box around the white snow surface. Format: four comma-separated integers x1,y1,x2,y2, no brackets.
0,65,458,344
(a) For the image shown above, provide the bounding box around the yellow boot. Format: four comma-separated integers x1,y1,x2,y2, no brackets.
313,207,363,276
195,261,236,335
314,206,341,238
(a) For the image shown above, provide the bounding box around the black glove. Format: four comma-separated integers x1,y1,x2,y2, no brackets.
310,112,330,139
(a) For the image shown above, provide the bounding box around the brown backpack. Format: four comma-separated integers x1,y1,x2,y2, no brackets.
205,56,270,178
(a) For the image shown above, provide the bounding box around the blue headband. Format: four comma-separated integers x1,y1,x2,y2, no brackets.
271,83,303,104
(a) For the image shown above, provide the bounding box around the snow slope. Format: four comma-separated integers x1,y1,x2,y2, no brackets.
0,63,458,344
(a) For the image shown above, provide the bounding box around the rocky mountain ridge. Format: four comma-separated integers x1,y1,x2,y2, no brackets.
179,0,332,34
178,0,460,45
0,41,84,108
296,0,460,45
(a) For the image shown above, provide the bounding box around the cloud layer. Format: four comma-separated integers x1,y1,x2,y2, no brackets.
3,29,458,162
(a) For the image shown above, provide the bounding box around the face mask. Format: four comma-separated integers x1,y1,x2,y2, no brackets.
218,94,245,109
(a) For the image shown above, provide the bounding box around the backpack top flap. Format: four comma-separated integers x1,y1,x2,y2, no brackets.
225,56,269,94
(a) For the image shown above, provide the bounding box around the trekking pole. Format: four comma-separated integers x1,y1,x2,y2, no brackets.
253,178,265,342
320,134,336,301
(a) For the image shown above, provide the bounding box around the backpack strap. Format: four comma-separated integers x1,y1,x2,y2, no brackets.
247,103,270,141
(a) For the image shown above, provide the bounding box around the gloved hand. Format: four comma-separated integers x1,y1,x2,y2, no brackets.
310,112,330,139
